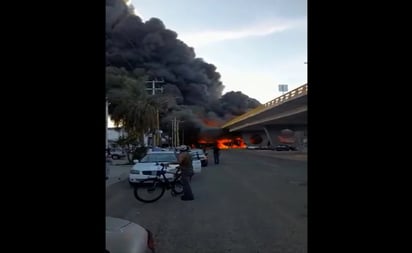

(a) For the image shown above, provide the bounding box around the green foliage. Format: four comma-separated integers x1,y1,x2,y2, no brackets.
106,66,159,139
132,146,148,161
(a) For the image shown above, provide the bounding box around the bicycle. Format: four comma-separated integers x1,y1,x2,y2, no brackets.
133,163,184,203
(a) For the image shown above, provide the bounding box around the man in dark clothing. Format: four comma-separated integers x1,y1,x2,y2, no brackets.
177,145,194,201
213,145,220,164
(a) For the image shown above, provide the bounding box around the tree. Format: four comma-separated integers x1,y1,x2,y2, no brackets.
106,67,159,148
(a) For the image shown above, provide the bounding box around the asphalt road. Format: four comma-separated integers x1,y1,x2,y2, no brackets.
106,149,307,253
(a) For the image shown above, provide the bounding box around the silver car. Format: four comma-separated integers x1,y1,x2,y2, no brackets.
106,216,155,253
109,148,127,160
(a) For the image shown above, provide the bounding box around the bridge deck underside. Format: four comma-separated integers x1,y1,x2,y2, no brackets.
227,95,307,132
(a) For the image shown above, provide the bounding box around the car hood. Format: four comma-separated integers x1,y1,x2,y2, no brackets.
133,162,179,171
106,216,132,232
106,217,149,253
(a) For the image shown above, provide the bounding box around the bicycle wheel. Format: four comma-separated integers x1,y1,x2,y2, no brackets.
172,178,184,195
133,178,165,203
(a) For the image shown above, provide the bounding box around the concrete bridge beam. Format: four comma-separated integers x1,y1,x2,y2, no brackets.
236,125,306,151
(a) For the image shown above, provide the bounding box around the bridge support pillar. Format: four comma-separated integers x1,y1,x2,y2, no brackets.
263,125,307,150
238,125,306,151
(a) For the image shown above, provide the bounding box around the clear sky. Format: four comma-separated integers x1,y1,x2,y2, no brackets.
129,0,307,105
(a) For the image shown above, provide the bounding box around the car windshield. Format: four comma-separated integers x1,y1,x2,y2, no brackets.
140,153,177,163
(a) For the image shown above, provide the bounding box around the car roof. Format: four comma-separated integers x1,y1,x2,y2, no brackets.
190,149,204,152
147,150,175,154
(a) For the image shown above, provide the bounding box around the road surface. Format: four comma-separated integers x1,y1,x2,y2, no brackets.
106,149,307,253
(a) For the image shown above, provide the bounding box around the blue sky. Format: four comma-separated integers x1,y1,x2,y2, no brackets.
129,0,307,104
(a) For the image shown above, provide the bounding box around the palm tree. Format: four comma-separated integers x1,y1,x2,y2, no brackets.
106,67,158,149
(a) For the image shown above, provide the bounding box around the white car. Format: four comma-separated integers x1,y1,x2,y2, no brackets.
190,149,208,167
108,148,127,160
246,145,260,150
106,216,155,253
129,151,201,184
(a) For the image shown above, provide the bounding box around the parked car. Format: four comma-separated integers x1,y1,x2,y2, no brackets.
129,150,201,184
106,216,155,253
246,145,260,150
274,144,297,151
190,149,208,167
109,148,127,160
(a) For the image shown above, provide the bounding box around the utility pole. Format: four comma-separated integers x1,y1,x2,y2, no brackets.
171,117,177,147
145,80,164,95
171,119,174,147
176,120,180,147
182,124,184,145
145,79,164,147
171,118,183,147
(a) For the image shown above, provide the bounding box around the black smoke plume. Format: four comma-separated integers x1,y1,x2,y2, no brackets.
106,0,261,143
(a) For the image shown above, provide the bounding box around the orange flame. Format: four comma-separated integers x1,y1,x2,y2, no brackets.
197,136,247,149
216,137,247,149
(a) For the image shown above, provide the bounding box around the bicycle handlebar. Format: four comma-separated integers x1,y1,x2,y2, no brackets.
156,163,181,176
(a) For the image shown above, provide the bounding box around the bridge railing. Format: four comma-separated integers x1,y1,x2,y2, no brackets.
221,83,308,128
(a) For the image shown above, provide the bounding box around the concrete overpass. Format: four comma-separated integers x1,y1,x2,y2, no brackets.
222,84,307,150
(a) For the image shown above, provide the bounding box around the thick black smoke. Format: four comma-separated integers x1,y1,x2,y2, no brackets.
211,91,260,118
106,0,261,142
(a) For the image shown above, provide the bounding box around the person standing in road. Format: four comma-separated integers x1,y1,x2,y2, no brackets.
176,145,194,201
213,144,220,164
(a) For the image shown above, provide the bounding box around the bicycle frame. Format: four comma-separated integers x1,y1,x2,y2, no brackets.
146,163,181,189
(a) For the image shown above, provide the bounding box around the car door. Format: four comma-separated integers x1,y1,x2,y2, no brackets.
192,159,201,173
190,153,202,173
